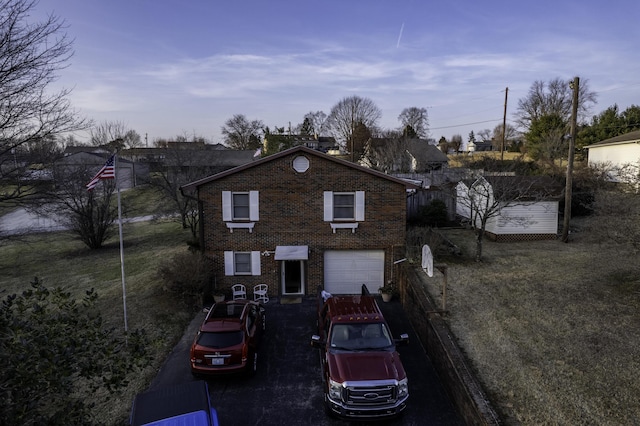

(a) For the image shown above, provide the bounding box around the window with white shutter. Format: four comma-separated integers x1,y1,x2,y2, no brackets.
222,191,259,232
224,251,261,276
323,191,365,233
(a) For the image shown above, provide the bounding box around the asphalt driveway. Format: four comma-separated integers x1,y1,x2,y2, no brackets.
149,296,463,426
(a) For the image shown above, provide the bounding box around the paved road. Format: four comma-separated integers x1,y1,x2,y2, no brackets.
0,208,154,236
149,296,464,426
0,208,65,235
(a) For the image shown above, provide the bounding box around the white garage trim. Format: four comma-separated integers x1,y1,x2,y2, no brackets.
324,250,384,294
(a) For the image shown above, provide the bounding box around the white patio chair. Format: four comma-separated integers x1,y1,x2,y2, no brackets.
232,284,247,300
253,284,269,303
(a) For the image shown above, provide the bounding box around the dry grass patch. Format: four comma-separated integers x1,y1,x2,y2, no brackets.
419,224,640,425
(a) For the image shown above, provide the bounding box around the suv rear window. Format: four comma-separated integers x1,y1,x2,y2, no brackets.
197,331,243,348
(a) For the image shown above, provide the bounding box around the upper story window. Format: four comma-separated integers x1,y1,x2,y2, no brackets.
222,191,259,222
333,193,355,220
323,191,365,222
232,193,250,219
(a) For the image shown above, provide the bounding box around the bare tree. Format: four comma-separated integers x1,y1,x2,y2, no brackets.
90,120,141,149
492,123,520,151
0,0,86,205
303,111,328,136
327,96,382,160
477,129,492,142
398,107,429,138
515,78,596,130
148,150,204,239
150,148,244,239
123,129,142,148
361,136,411,173
46,164,118,249
450,134,463,153
458,174,561,261
221,114,264,150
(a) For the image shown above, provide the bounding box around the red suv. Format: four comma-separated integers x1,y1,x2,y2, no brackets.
190,300,265,376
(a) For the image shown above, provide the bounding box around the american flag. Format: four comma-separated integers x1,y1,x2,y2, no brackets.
86,154,116,190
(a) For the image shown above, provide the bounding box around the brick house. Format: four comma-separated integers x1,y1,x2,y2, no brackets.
181,145,417,300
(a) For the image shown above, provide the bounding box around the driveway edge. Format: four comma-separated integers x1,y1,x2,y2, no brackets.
404,266,502,425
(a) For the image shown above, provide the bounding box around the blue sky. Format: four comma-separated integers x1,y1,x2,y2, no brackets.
38,0,640,145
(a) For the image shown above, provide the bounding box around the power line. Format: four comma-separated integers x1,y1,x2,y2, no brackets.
430,118,502,130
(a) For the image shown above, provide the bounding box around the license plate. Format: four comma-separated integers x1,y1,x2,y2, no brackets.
211,358,224,365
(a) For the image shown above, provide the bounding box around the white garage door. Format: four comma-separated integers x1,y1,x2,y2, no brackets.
324,250,384,294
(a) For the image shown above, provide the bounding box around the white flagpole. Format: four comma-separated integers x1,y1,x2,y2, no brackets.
114,153,128,333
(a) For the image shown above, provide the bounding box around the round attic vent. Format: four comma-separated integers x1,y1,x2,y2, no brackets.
293,155,310,173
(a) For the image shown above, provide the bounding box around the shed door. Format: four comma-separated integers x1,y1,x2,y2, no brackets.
324,250,384,294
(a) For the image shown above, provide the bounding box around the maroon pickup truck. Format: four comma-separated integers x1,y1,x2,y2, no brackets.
310,285,409,420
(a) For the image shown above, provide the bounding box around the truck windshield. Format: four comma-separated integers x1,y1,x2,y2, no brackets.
330,323,393,350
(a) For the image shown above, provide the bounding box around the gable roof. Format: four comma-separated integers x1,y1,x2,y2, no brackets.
367,138,448,163
180,145,420,194
405,139,449,164
159,149,257,167
585,130,640,148
462,175,564,200
55,151,133,165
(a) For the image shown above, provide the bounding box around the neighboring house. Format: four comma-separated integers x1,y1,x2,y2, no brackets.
59,145,257,188
585,130,640,182
456,175,563,241
122,148,257,181
180,146,418,299
364,138,449,172
262,134,338,154
54,152,140,190
122,146,256,172
470,140,493,152
397,169,467,222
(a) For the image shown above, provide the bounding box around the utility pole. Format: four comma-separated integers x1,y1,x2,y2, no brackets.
501,87,508,161
561,77,579,242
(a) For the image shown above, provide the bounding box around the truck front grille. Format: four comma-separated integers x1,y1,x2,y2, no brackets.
345,384,396,406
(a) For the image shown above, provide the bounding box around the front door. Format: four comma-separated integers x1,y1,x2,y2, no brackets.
281,260,305,295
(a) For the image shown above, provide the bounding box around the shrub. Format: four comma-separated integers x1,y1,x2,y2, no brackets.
158,251,214,307
417,199,448,227
0,278,148,425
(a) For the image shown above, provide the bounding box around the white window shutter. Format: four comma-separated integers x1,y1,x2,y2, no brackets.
224,251,234,275
222,191,232,221
324,191,333,221
249,191,259,221
251,251,261,275
355,191,365,221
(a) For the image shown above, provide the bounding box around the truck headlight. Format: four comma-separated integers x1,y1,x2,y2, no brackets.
398,378,409,398
328,379,343,401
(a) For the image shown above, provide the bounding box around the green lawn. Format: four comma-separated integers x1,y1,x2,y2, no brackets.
0,218,196,424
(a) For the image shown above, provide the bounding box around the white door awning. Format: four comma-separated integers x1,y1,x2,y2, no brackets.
274,245,309,260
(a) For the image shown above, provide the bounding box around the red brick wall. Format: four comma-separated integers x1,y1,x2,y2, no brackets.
198,151,408,297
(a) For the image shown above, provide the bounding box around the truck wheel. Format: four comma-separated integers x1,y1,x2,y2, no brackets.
324,398,336,418
247,352,258,376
